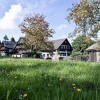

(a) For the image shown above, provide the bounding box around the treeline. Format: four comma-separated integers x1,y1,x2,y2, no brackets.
0,35,16,43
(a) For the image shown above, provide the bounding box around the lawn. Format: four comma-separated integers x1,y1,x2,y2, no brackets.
0,58,100,100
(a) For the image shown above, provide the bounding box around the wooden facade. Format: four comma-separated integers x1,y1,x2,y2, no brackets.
12,38,32,57
0,38,73,59
89,51,97,62
0,41,16,56
41,38,73,60
86,43,100,62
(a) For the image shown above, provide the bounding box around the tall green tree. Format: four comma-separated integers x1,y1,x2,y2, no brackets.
11,37,16,42
72,35,94,57
20,14,54,53
3,35,9,41
67,0,100,37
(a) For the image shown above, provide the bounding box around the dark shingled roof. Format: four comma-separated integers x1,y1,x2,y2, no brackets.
86,43,100,51
2,41,16,49
51,38,66,50
15,37,71,51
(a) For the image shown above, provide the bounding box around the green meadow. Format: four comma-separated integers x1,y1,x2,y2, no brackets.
0,58,100,100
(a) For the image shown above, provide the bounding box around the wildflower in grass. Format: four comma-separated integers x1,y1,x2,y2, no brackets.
72,83,76,86
24,74,27,77
19,94,23,100
15,76,17,79
77,88,81,92
73,87,76,89
59,78,62,81
23,93,27,97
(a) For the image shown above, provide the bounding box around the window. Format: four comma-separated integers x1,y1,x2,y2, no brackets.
61,45,67,49
9,49,12,53
61,53,66,56
43,54,45,57
64,45,67,49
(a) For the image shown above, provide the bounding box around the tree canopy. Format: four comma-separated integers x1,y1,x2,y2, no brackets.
20,14,54,53
3,35,9,41
67,0,100,37
72,35,94,57
11,37,16,42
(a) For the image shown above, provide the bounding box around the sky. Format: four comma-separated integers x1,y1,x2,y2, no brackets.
0,0,80,41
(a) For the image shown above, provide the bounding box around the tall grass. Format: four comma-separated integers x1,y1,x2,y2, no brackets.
0,58,100,100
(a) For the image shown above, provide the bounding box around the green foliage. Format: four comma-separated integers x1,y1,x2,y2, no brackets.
3,35,9,41
0,58,100,100
67,0,100,37
71,35,94,58
72,35,94,53
11,37,16,42
20,14,54,52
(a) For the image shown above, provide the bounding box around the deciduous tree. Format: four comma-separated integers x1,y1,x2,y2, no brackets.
67,0,100,37
20,14,54,53
11,37,16,42
72,35,94,58
3,35,9,41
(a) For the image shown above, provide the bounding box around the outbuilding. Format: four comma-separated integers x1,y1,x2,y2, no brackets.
86,43,100,62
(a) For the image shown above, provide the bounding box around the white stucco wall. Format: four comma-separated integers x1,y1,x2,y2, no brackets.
41,51,69,60
41,52,52,59
12,54,21,57
12,54,28,58
0,52,7,56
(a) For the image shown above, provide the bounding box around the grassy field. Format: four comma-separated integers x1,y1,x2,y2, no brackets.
0,58,100,100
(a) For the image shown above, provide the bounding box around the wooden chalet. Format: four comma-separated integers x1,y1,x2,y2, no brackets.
41,38,73,60
0,37,73,59
12,38,31,57
0,41,16,56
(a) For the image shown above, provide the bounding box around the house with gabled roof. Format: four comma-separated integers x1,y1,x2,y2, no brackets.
0,41,16,56
12,37,32,57
41,38,73,60
0,37,72,59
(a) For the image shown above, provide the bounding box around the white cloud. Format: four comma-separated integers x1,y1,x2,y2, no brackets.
16,0,57,16
57,24,67,31
0,4,22,30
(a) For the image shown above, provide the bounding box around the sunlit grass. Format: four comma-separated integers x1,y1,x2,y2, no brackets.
0,58,100,100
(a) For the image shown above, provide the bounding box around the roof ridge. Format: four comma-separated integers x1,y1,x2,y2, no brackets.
51,38,66,41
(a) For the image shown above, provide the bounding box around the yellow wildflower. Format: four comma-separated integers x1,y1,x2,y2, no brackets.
24,74,27,77
77,88,81,92
23,93,27,97
59,78,62,81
